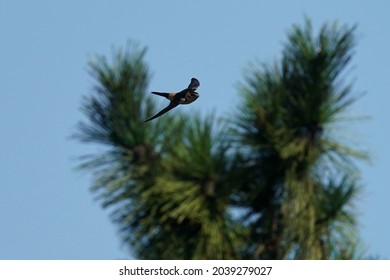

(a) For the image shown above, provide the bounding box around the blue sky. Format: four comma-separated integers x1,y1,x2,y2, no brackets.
0,0,389,259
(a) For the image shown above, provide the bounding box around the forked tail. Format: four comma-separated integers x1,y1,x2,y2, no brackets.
151,92,169,98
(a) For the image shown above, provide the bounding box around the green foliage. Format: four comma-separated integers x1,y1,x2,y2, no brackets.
128,115,246,259
75,20,368,259
234,19,367,259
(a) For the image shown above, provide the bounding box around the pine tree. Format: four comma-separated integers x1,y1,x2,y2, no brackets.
234,19,367,259
75,20,368,259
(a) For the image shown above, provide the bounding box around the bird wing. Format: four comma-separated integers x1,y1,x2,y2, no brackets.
174,78,200,101
187,78,200,91
144,102,179,122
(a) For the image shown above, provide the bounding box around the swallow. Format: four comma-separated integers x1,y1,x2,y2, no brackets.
145,78,200,122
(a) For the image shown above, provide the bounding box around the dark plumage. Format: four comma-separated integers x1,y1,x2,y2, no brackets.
145,78,200,122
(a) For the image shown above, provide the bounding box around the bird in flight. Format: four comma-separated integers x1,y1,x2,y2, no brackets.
145,78,200,122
